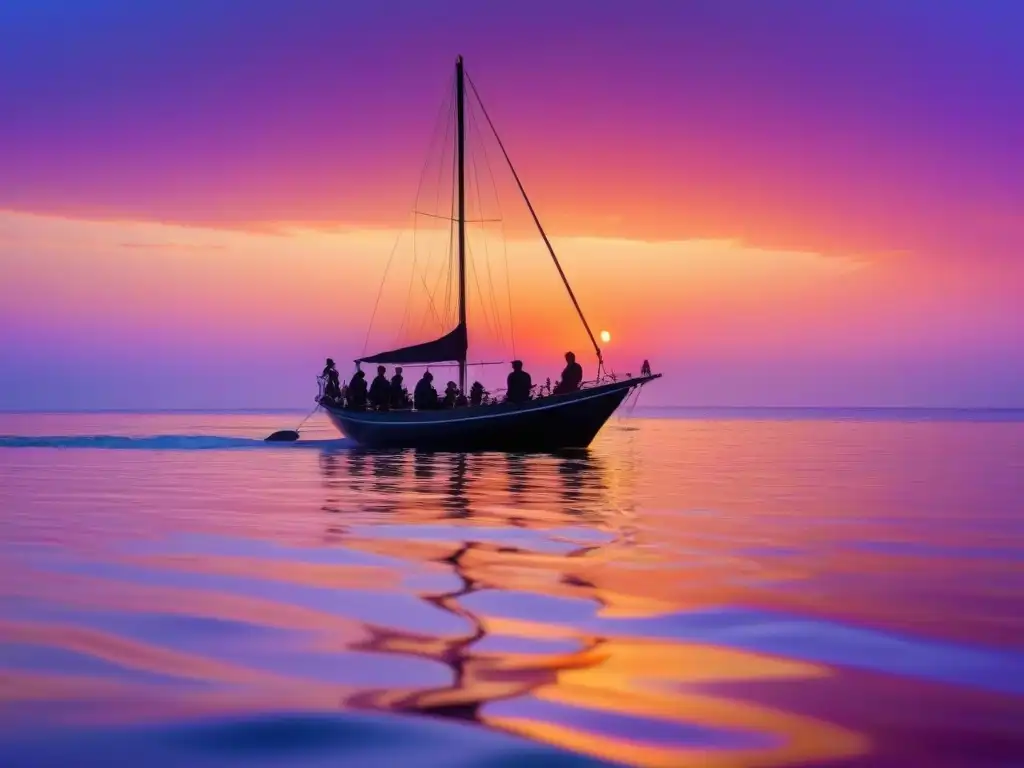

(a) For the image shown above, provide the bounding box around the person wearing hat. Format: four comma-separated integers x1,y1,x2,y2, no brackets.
322,358,342,401
414,370,439,410
506,360,533,404
369,364,391,411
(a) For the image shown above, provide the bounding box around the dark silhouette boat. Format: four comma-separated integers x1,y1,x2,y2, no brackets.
325,376,656,451
319,56,659,450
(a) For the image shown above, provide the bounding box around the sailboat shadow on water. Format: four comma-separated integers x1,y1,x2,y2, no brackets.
320,56,659,451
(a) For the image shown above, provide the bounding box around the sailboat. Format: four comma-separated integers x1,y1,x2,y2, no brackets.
319,56,660,451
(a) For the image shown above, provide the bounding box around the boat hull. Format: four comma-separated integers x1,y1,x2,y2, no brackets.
321,376,656,451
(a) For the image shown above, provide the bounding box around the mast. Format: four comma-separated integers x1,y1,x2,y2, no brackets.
456,55,468,393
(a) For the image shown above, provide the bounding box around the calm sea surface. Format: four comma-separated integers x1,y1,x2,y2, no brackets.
1,410,1023,767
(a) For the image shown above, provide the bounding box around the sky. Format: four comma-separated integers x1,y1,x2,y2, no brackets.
1,0,1022,409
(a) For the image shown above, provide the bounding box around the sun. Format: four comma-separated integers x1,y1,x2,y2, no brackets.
599,330,611,344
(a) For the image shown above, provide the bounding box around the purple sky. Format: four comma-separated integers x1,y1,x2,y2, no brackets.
1,1,1022,409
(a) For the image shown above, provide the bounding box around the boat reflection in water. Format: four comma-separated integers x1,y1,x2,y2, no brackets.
316,447,866,767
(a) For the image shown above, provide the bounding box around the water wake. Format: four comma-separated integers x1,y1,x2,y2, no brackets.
0,434,353,451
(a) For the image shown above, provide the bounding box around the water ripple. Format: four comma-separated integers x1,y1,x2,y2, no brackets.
1,411,1022,766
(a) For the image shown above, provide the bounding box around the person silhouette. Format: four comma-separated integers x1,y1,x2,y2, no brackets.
506,360,533,404
322,358,341,401
369,365,390,410
414,371,439,410
390,367,408,408
442,381,459,408
554,351,583,394
347,369,368,409
469,381,486,406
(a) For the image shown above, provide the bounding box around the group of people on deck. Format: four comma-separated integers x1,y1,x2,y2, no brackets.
322,361,412,411
320,351,586,412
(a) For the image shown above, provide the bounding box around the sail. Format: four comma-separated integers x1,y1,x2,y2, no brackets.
357,323,467,365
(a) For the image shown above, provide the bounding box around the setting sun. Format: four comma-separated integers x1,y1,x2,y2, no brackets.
600,330,612,344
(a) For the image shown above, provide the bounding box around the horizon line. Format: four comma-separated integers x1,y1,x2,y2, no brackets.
2,405,1023,415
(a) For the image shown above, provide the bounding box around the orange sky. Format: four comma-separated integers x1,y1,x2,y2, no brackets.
1,2,1022,408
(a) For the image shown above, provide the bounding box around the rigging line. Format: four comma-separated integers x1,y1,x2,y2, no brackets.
413,255,447,336
449,100,460,332
437,73,459,334
435,214,451,331
412,80,460,341
414,211,501,223
443,116,458,332
397,210,418,342
466,70,602,366
416,70,457,217
402,214,454,339
393,360,508,368
412,223,453,335
415,218,454,336
432,73,457,231
418,221,459,334
417,253,450,338
398,216,452,337
622,382,644,420
415,230,456,335
397,194,422,344
500,189,516,358
462,104,493,341
477,199,507,346
360,229,406,357
418,237,447,328
463,131,502,344
400,72,456,343
419,183,461,334
370,68,454,353
467,87,517,358
466,239,499,341
466,95,506,346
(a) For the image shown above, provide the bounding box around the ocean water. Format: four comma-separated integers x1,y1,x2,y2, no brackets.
1,409,1023,767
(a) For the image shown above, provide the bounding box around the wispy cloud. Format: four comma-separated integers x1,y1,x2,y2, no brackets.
120,242,227,251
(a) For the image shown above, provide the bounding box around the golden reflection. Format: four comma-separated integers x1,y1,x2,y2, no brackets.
321,450,870,766
0,620,281,686
485,638,867,767
121,545,417,591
